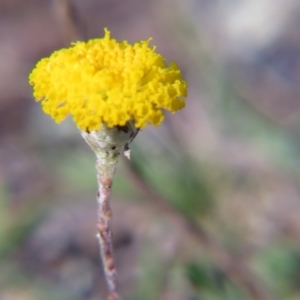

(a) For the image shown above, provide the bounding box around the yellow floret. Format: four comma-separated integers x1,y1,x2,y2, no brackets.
29,28,187,131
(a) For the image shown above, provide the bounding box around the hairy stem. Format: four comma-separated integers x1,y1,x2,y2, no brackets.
81,124,138,300
96,158,120,300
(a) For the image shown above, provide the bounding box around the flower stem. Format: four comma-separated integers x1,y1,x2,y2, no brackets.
95,158,120,300
81,123,138,300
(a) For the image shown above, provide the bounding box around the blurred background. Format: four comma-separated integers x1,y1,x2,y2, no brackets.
1,0,300,299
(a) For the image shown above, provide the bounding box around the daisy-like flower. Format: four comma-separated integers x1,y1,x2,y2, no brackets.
29,28,187,131
29,29,187,300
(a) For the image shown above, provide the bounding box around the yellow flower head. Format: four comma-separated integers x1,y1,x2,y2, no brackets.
29,29,187,131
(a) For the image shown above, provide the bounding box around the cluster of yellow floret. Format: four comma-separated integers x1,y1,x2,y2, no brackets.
29,29,187,131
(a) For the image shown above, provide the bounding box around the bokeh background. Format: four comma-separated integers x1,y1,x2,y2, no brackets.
1,0,300,299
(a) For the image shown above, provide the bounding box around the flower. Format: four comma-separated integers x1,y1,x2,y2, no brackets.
29,28,187,131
